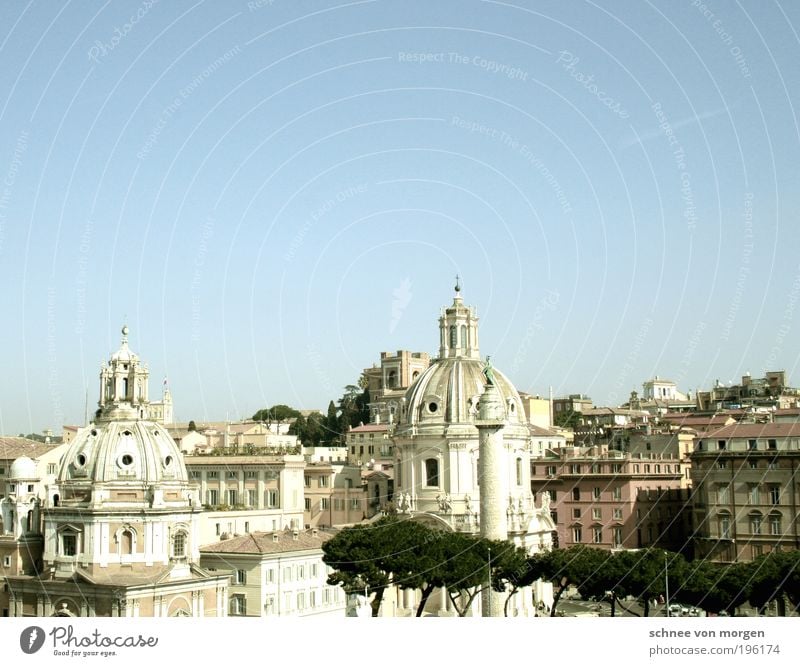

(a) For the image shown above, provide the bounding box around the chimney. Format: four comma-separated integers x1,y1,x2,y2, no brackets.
292,529,299,540
312,528,318,538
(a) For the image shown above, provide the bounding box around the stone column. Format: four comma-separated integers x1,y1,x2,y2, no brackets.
475,382,507,617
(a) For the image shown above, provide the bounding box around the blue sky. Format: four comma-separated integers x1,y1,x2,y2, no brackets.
1,0,799,434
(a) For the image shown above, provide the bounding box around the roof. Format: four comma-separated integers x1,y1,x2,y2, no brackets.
703,422,800,439
0,437,61,462
200,529,336,555
660,414,733,428
774,408,800,416
348,424,389,433
527,424,563,438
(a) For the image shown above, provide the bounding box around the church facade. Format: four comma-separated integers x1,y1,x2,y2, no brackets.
4,327,229,617
391,285,555,616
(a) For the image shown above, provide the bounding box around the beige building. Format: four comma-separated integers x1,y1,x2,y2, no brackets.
3,327,229,617
691,422,800,562
303,463,368,528
364,350,431,425
200,528,346,617
346,423,393,466
518,393,552,429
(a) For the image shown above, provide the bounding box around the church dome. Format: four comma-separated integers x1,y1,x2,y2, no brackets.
109,325,139,363
402,357,525,428
57,419,188,485
10,456,37,480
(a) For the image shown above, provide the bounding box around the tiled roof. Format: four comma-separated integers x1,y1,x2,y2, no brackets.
0,437,60,462
703,422,800,439
201,529,336,555
348,424,389,433
528,424,563,437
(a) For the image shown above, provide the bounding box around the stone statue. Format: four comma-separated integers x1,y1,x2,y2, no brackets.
464,494,474,515
518,496,525,514
482,356,496,386
541,490,551,512
443,493,452,512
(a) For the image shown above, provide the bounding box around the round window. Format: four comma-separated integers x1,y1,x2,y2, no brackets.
76,454,87,467
90,429,97,437
428,401,438,413
164,456,173,467
120,454,134,467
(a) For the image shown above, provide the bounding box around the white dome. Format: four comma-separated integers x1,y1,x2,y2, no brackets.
58,420,188,485
10,456,37,479
399,356,526,432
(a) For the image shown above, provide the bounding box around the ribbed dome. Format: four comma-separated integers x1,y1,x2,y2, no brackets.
400,356,525,429
58,420,188,485
10,456,37,479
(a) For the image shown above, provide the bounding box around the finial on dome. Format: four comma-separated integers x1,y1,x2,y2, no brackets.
454,274,461,293
121,324,129,345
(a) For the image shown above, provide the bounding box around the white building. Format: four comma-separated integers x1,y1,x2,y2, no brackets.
200,528,346,617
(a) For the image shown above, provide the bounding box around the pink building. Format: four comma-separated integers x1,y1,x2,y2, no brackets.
531,445,686,550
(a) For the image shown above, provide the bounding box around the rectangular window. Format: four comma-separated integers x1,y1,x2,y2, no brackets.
350,498,360,509
768,439,777,450
246,471,258,479
207,489,218,506
613,527,623,548
770,515,781,535
717,460,727,469
298,565,305,580
304,498,311,510
321,498,329,510
227,471,237,479
613,508,623,520
230,595,246,616
572,508,581,519
590,464,600,474
749,460,758,469
718,440,726,451
297,592,305,610
318,476,329,488
570,464,581,474
593,527,602,544
720,516,731,539
266,569,274,583
283,568,292,582
265,489,279,508
247,489,257,507
311,563,318,578
265,596,275,615
189,470,200,479
207,470,218,479
612,464,622,474
572,527,582,543
572,488,580,501
769,485,780,504
717,484,729,504
61,534,77,556
304,475,311,487
236,569,246,585
750,515,762,535
244,521,250,533
227,489,238,506
748,439,757,451
749,485,760,505
592,487,601,500
546,465,557,476
633,464,640,473
592,508,602,520
612,487,622,501
323,588,330,604
3,555,11,567
47,463,57,475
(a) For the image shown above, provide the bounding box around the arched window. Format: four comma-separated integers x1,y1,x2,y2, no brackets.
26,510,34,533
425,458,439,487
516,458,523,486
460,325,467,350
173,532,187,558
387,370,397,388
449,325,457,348
121,529,134,555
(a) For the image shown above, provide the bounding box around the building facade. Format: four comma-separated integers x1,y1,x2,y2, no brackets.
691,423,800,562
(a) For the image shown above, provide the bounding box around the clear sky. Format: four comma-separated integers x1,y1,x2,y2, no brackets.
1,0,799,434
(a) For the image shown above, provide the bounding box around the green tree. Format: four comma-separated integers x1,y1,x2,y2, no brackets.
187,420,197,432
681,560,751,615
749,550,800,615
288,412,307,441
252,404,301,423
325,400,339,443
